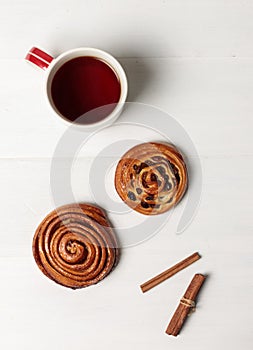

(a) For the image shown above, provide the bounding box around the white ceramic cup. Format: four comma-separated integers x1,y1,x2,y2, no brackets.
25,47,128,130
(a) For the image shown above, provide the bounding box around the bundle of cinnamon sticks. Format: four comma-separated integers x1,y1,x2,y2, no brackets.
140,252,206,337
166,273,206,336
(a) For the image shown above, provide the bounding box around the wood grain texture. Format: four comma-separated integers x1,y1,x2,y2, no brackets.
1,0,253,59
0,0,253,349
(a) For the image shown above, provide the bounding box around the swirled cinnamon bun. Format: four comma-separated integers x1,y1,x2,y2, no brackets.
33,204,119,289
115,142,188,215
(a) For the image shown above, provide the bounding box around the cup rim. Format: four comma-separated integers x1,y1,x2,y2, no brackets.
45,47,128,130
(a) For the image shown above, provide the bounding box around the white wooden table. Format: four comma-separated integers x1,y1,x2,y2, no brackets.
1,1,252,349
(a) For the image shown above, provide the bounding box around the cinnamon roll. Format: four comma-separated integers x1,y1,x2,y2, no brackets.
33,204,119,289
115,142,188,215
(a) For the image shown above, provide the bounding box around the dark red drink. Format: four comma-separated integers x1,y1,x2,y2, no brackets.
51,56,121,124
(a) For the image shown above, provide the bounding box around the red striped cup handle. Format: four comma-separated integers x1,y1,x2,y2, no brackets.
25,47,53,70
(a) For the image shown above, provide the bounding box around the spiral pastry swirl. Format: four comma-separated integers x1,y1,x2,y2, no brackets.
115,142,188,215
33,204,119,289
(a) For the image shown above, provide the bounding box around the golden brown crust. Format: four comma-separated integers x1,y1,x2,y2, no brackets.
115,142,188,215
32,203,119,289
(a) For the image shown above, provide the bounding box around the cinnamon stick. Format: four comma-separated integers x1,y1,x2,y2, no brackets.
140,252,200,293
166,273,206,336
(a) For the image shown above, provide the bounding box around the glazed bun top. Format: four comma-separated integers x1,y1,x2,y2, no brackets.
115,142,188,215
